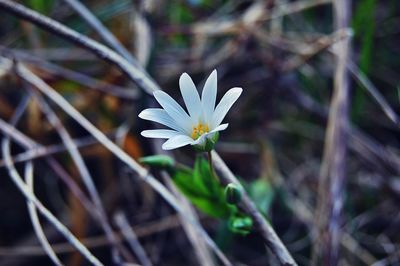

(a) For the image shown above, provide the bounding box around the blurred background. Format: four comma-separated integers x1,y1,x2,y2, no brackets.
0,0,399,265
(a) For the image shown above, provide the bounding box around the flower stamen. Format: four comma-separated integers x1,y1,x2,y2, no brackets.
191,123,209,140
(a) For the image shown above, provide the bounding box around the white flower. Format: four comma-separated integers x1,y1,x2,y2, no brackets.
138,70,242,150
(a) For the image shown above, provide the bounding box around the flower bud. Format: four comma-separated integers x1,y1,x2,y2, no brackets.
139,155,175,170
228,215,253,235
224,183,242,205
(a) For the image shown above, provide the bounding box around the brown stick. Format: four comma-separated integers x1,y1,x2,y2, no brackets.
0,0,159,94
212,151,297,266
312,0,351,265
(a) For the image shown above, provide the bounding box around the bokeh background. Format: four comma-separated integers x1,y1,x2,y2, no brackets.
0,0,399,265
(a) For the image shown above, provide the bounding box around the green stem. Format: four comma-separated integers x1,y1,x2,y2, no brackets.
207,150,219,182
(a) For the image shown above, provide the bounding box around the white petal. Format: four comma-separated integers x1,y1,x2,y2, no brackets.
201,69,217,122
141,129,180,139
179,73,202,121
162,135,195,150
138,108,185,133
153,91,191,133
192,123,229,145
211,123,229,133
211,87,242,128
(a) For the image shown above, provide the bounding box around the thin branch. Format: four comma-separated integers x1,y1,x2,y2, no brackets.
0,46,138,99
285,190,377,265
8,96,62,266
0,134,109,168
287,80,400,175
348,62,400,127
211,151,297,266
27,90,129,264
1,138,103,266
114,212,153,266
0,112,115,264
0,214,181,257
0,116,98,222
191,0,332,36
261,0,332,22
61,0,137,66
0,0,159,94
25,163,63,266
0,114,34,147
312,0,351,264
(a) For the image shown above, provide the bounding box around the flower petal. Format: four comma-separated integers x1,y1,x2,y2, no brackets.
162,135,194,150
211,123,229,133
211,87,242,128
141,129,180,139
138,108,185,133
201,69,217,122
153,91,191,133
192,123,229,145
179,73,202,121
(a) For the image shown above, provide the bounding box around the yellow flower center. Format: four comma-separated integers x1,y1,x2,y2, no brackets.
191,123,209,140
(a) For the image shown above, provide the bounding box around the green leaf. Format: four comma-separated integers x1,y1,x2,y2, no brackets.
190,197,234,218
170,156,231,218
172,168,209,199
193,155,220,196
139,155,175,170
247,179,275,215
164,156,253,234
142,155,252,229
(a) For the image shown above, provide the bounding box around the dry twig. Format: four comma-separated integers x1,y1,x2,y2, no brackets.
0,0,159,94
312,0,351,264
212,151,297,266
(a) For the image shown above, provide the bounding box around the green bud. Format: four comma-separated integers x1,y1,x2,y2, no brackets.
139,155,175,170
224,183,242,205
228,215,253,235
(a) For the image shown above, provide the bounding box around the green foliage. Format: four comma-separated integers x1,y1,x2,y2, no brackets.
25,0,54,13
352,0,376,74
169,3,193,24
140,154,253,234
167,2,194,45
172,156,254,234
172,156,232,218
247,179,275,216
139,155,175,170
351,0,376,121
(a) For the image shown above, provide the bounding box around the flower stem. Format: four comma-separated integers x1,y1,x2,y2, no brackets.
207,150,219,182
